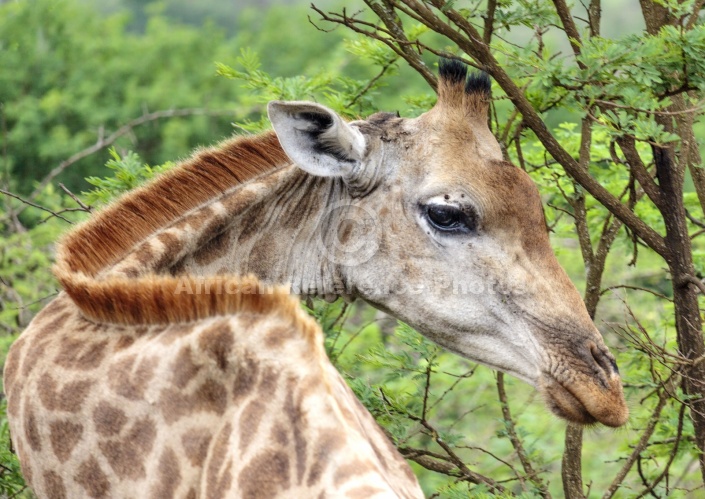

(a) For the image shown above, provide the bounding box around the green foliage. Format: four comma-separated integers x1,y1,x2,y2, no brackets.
2,0,705,496
0,184,89,335
1,0,244,194
0,401,27,497
216,42,401,131
83,148,173,206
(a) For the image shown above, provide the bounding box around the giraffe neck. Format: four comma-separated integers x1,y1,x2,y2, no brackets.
110,165,350,299
54,131,355,325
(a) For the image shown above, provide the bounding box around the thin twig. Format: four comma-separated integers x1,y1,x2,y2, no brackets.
59,183,92,213
679,274,705,296
603,376,679,499
595,98,705,116
0,188,73,224
379,388,509,494
346,57,398,109
601,284,673,302
497,373,551,497
21,108,233,209
685,209,705,229
635,403,686,498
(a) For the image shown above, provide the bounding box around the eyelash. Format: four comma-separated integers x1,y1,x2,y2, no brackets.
423,204,478,234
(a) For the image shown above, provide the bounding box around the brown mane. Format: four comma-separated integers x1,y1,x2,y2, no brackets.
53,131,295,325
57,131,288,277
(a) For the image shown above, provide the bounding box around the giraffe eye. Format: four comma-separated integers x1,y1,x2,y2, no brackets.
424,204,477,234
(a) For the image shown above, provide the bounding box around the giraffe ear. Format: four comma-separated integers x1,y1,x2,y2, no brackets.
267,101,366,177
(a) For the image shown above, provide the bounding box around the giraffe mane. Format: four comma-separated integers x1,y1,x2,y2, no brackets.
58,131,287,277
53,131,306,326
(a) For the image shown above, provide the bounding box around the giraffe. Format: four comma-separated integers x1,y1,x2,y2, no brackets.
4,59,629,498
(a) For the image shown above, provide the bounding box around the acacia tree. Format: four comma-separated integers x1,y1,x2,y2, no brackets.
310,0,705,496
3,0,705,496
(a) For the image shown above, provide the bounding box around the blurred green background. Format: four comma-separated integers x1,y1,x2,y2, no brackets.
0,0,701,497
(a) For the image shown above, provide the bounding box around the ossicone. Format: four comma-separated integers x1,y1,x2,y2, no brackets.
437,58,491,117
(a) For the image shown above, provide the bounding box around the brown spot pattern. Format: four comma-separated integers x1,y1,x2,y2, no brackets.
256,365,281,398
198,323,234,371
307,429,346,487
114,335,135,351
150,447,181,499
36,298,69,321
182,428,213,468
98,417,156,480
283,385,307,484
159,378,228,424
237,450,291,498
236,201,268,244
196,212,230,251
108,354,157,400
171,346,203,389
75,457,110,498
120,266,140,278
3,337,24,390
205,423,234,499
238,399,266,453
54,338,109,371
133,242,155,266
264,326,295,349
369,438,390,472
158,323,196,345
21,312,71,376
271,422,289,447
43,470,67,499
43,311,71,331
333,459,371,487
6,386,20,419
231,350,259,404
181,208,212,234
155,232,184,269
49,420,83,461
193,229,232,266
93,402,128,437
24,402,42,452
38,374,93,412
221,188,257,218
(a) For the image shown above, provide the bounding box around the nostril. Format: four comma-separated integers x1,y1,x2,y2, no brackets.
590,343,619,378
609,356,619,374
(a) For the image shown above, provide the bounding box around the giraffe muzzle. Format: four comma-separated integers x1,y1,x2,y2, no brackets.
539,343,629,427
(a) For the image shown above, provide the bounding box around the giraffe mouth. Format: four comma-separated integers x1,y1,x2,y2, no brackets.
540,376,598,425
539,374,628,427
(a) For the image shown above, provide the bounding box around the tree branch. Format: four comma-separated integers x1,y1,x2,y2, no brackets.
602,376,678,499
686,0,705,30
345,57,399,109
635,403,686,498
679,274,705,296
483,0,497,45
563,424,585,499
551,0,587,68
20,107,234,210
0,188,74,224
587,0,601,36
497,373,551,498
379,388,509,494
392,0,668,257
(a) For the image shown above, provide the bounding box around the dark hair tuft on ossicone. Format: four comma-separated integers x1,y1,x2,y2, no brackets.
465,71,491,97
439,58,491,98
438,58,468,85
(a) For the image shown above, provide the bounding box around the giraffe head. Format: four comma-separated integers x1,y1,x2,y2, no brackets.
268,59,628,427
